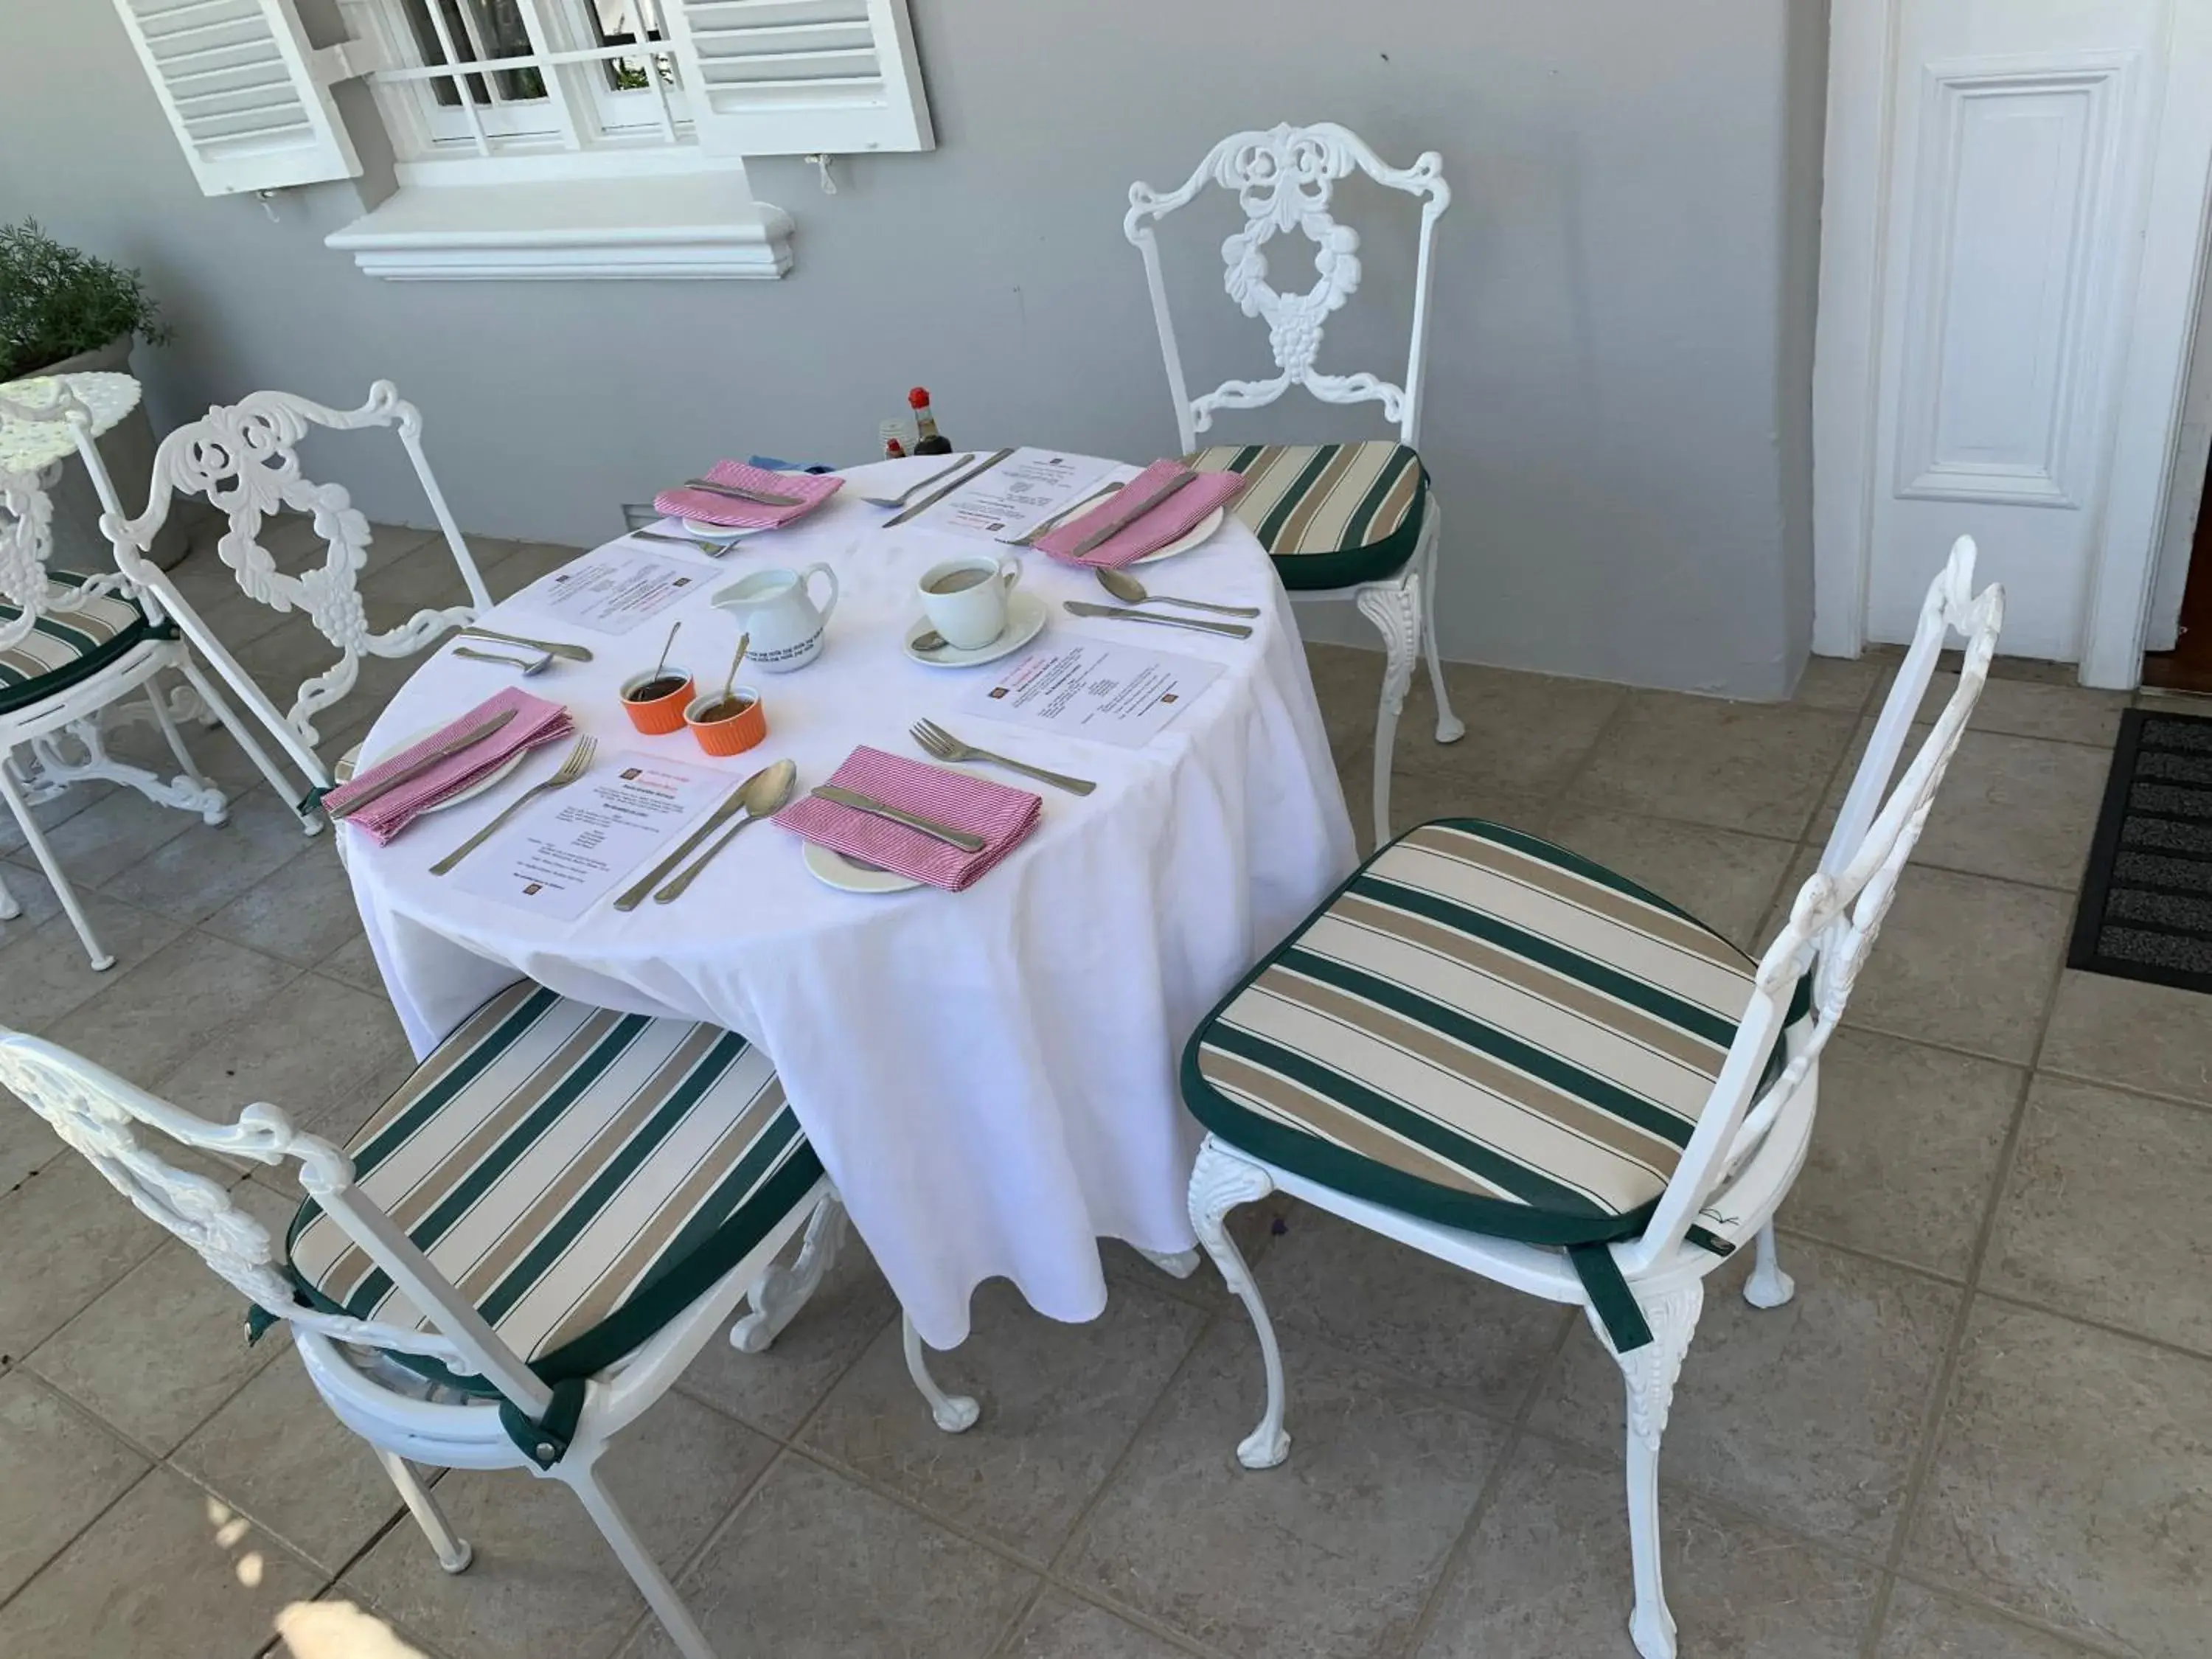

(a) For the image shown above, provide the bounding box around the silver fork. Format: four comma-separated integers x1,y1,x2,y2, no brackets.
428,734,597,876
910,719,1096,796
861,452,973,509
1004,478,1124,547
629,527,743,556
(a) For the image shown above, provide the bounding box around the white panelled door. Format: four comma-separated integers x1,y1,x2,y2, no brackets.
1816,0,2212,679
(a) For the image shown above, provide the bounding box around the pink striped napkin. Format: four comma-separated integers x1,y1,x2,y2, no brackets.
326,688,573,846
1035,459,1245,568
653,461,843,530
775,746,1041,891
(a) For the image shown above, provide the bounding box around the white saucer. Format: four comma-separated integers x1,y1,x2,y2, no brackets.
1134,504,1227,566
681,518,760,541
804,841,925,894
350,721,526,813
904,588,1048,667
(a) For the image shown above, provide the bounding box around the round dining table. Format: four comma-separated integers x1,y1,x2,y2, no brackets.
342,451,1357,1346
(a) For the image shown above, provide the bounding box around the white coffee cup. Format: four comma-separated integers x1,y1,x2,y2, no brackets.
917,555,1020,650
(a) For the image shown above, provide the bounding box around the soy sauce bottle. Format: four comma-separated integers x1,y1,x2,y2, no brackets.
909,387,953,455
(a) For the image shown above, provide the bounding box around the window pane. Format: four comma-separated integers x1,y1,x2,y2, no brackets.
591,0,675,94
400,0,546,107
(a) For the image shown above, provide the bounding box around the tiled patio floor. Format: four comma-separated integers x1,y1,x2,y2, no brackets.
2,524,2209,1658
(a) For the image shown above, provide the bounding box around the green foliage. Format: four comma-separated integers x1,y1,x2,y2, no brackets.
0,220,173,381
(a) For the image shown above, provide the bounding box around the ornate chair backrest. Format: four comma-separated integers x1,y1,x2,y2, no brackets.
110,380,491,754
1621,537,2005,1274
1124,121,1450,453
0,379,137,655
0,1028,554,1424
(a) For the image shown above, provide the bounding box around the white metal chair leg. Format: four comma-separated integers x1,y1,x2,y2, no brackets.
731,1190,846,1353
901,1311,980,1433
1418,515,1464,743
1742,1222,1796,1309
141,682,226,824
1135,1245,1202,1279
563,1454,717,1659
177,657,324,835
1188,1137,1290,1469
0,867,18,921
0,759,111,970
375,1450,472,1574
1589,1281,1704,1659
1354,573,1420,849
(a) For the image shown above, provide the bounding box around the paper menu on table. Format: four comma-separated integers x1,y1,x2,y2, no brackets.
954,636,1225,749
448,751,735,921
909,448,1122,541
512,554,704,636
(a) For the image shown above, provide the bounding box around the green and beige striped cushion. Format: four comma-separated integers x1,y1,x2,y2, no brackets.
285,984,822,1387
0,575,156,714
1183,819,1799,1245
1185,441,1427,590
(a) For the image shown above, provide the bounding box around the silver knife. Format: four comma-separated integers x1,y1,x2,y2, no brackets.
461,627,594,663
329,709,520,820
813,785,987,852
1063,601,1253,639
680,477,804,507
1067,468,1199,557
612,782,752,911
879,446,1016,529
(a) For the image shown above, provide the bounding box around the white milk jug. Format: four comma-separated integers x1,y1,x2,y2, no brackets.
712,564,839,672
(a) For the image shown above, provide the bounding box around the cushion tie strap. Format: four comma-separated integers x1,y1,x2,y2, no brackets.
501,1377,588,1469
1567,1242,1653,1353
1684,1223,1736,1258
299,783,331,817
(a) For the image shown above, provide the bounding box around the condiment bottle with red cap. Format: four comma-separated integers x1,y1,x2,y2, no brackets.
908,386,953,454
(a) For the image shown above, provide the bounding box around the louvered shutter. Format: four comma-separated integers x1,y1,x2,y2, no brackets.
661,0,933,158
110,0,369,195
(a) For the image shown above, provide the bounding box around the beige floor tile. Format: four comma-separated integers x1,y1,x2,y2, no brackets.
1530,1245,1960,1554
173,1349,406,1573
0,779,110,858
1099,1189,1293,1314
1568,693,1857,838
1907,671,2128,748
1301,641,1385,758
34,784,202,888
1414,1433,1881,1659
1383,764,1554,847
1905,730,2108,890
0,891,187,1033
29,1181,293,1453
1062,1320,1504,1659
478,540,587,602
0,1155,166,1360
1874,1580,2110,1658
1840,866,2070,1063
101,785,318,925
802,1279,1203,1561
344,1391,774,1659
1907,1299,2212,1658
1983,1077,2212,1354
156,971,406,1127
2039,970,2212,1107
625,1453,1036,1659
271,1595,451,1659
1792,653,1887,713
0,855,66,933
0,1085,69,1190
44,931,301,1088
1394,662,1625,796
0,1371,150,1601
1543,805,1795,950
1005,1590,1195,1658
1253,1205,1572,1420
1781,1031,2024,1280
201,845,362,968
358,536,478,630
0,1466,325,1659
315,929,389,996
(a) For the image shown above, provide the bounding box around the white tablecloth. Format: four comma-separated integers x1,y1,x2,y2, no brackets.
344,454,1356,1346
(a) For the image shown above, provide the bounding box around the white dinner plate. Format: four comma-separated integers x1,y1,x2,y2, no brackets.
1133,504,1227,566
803,841,925,894
903,588,1048,668
681,518,761,541
347,720,527,813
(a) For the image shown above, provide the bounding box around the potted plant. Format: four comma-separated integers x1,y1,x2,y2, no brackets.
0,220,187,567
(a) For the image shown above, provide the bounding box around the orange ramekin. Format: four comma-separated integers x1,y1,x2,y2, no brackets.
684,686,767,757
620,668,695,736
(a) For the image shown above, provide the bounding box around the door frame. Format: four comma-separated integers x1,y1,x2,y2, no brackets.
1812,0,2212,686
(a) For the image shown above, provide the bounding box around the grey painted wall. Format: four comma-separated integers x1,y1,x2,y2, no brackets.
0,1,1826,699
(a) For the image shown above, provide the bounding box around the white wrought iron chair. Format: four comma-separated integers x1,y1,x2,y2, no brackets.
92,380,493,821
0,980,973,1659
0,375,309,968
1179,540,2003,1658
1125,121,1464,846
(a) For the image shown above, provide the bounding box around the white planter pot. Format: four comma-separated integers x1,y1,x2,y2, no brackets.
35,335,189,572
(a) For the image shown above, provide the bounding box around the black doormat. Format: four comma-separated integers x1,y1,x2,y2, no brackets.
2068,707,2212,994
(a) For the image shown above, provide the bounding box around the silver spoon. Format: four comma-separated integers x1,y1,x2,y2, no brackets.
703,632,750,715
653,758,799,902
1095,566,1262,619
453,645,550,675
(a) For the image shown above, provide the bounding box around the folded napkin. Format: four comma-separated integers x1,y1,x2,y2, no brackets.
775,746,1041,892
1035,459,1246,568
324,687,573,846
653,460,843,530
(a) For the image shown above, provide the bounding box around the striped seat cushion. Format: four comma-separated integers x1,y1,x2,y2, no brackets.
1185,441,1427,590
0,574,158,714
1183,819,1807,1248
283,983,822,1388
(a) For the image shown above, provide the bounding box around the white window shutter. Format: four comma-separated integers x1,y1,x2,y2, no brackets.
662,0,933,159
111,0,371,195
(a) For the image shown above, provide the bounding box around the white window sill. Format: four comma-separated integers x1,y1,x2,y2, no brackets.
326,169,793,281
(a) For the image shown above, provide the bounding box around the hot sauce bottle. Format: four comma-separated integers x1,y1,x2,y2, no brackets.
909,386,953,454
